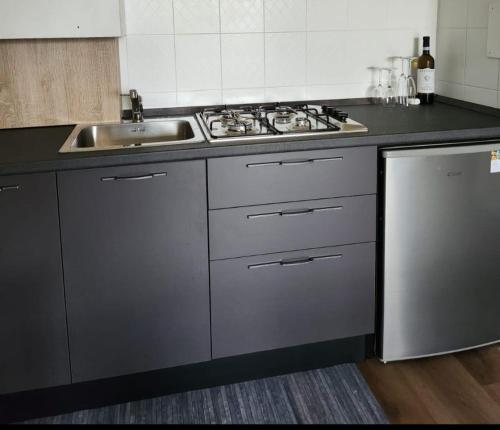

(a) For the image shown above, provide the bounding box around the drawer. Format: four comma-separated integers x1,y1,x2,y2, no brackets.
211,243,375,359
207,146,377,209
209,195,376,260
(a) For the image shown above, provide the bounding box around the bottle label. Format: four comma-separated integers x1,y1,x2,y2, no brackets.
417,68,435,94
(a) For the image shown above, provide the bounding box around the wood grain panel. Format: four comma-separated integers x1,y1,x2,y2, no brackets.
0,38,120,129
358,345,500,424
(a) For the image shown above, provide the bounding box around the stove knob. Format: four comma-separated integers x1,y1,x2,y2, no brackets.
334,110,348,123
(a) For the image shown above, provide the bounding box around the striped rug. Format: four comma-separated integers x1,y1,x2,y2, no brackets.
24,364,388,424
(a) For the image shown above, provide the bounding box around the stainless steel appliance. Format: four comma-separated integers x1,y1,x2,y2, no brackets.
380,142,500,362
197,103,368,144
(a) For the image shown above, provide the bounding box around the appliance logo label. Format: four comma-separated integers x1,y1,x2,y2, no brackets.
492,150,500,173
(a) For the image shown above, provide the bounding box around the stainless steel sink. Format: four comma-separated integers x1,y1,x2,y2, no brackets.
59,117,206,153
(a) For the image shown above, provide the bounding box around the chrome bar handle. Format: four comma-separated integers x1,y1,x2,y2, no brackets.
246,156,343,168
0,185,20,192
101,172,167,182
247,253,343,270
246,205,343,220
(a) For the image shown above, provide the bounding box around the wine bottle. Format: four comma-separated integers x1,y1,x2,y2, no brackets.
417,36,435,105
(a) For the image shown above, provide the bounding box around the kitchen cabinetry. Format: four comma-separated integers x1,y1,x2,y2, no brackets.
0,0,121,39
208,147,378,358
0,173,70,395
58,161,210,383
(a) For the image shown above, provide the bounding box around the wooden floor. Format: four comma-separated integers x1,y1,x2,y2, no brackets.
358,344,500,424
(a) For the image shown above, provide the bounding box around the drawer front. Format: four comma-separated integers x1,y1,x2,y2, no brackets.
207,146,377,209
210,195,376,260
211,243,375,359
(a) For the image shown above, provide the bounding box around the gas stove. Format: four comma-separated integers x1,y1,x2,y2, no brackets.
196,103,368,144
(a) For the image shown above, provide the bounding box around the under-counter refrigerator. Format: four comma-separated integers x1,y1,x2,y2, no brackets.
380,142,500,362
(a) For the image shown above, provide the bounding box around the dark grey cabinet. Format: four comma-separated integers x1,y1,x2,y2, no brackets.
0,173,70,395
209,195,376,260
58,161,211,383
211,243,376,358
207,147,377,209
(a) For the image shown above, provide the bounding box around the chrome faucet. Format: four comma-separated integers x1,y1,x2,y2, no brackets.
129,89,144,123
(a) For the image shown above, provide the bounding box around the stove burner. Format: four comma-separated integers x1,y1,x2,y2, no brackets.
274,106,296,124
291,116,312,130
225,117,254,135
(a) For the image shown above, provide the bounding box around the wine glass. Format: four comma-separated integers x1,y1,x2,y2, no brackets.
382,68,397,107
397,57,409,106
374,68,385,104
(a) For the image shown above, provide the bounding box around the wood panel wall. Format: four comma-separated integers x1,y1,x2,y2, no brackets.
0,38,121,129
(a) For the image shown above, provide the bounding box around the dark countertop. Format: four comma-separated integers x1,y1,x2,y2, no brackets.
2,98,500,175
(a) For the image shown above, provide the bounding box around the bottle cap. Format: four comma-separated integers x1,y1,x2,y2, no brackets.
423,36,430,48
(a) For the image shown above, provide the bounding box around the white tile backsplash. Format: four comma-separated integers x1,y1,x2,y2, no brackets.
177,89,222,106
349,0,388,30
438,0,467,28
307,0,348,31
119,0,441,109
123,0,174,35
173,0,220,34
467,0,490,28
307,31,350,85
220,0,264,33
126,35,177,93
175,34,221,91
437,29,466,84
437,0,500,108
465,29,500,89
264,0,306,32
221,33,265,88
463,86,499,107
265,32,306,87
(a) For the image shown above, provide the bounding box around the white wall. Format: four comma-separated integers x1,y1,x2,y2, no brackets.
437,0,500,108
119,0,437,108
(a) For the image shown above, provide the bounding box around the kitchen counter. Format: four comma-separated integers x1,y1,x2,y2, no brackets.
1,98,500,175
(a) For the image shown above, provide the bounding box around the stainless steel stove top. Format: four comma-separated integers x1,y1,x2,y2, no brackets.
196,103,368,144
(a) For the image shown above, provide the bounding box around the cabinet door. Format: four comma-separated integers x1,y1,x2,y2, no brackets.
58,161,210,383
211,243,375,359
0,173,70,395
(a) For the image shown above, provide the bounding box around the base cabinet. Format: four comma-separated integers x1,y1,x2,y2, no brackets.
0,173,70,395
58,161,211,383
211,243,376,359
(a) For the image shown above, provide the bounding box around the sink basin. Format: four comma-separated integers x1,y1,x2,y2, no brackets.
59,117,206,153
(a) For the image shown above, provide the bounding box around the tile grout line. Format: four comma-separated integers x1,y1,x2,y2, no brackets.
172,0,179,107
218,0,223,104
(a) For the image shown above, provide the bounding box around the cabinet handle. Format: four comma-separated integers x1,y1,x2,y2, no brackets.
246,205,343,220
245,156,343,168
247,253,343,270
101,172,167,182
0,184,20,192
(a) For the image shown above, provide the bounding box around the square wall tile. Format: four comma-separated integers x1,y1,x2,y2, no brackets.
464,85,498,107
349,0,388,30
123,0,174,35
264,0,306,32
467,0,490,28
222,88,266,104
307,31,350,85
436,80,465,99
307,0,348,31
306,83,369,100
176,34,222,91
347,31,387,83
265,32,306,87
436,29,466,83
438,0,467,28
220,0,264,33
173,0,220,34
465,29,499,89
221,33,265,89
264,86,306,102
126,35,176,93
387,0,438,31
177,90,222,106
